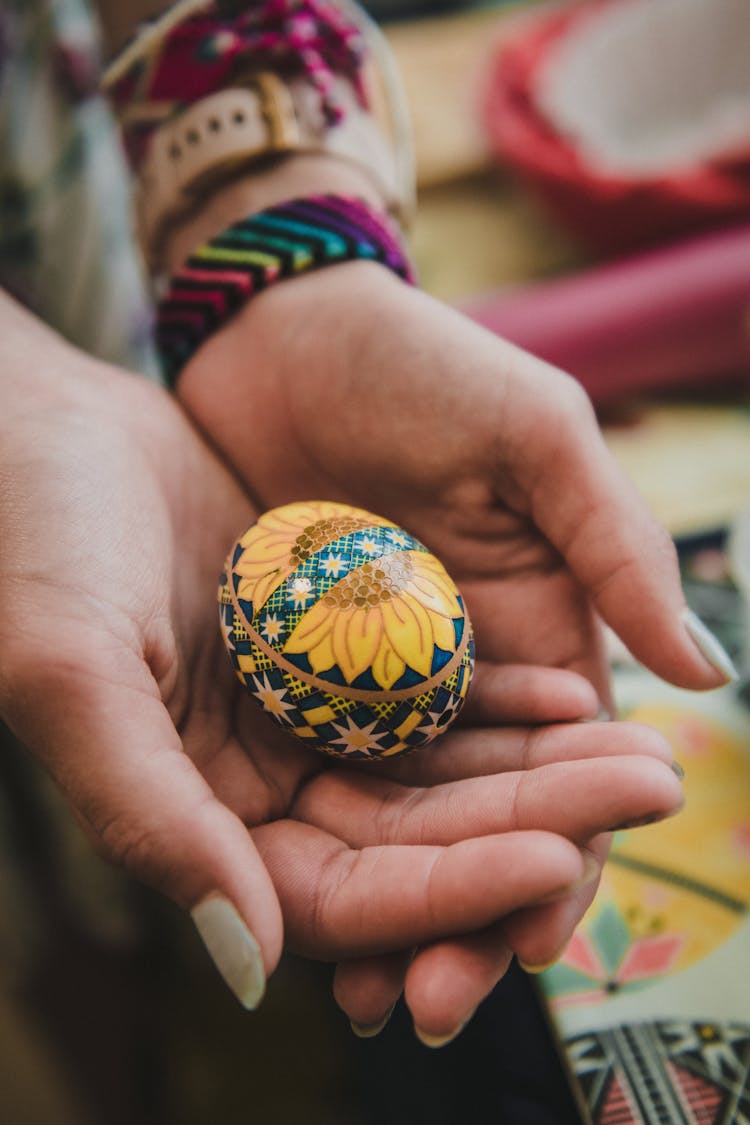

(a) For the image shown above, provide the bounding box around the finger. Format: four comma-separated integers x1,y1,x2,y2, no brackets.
380,719,674,787
405,926,514,1047
333,951,412,1035
1,639,282,1009
291,755,684,849
463,570,613,713
506,360,733,689
251,821,589,959
505,835,610,970
461,661,600,725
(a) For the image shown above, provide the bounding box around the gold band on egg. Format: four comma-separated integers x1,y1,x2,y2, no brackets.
228,578,470,702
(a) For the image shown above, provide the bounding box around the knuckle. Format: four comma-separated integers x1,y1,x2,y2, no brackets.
505,772,524,832
93,811,172,891
555,371,596,428
372,783,419,845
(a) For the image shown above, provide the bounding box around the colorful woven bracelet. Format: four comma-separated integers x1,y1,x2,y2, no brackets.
155,193,416,384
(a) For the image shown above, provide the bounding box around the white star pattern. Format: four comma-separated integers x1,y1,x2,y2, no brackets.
219,611,236,653
287,576,314,608
260,612,285,642
358,535,380,555
416,703,458,742
386,529,410,549
321,553,346,578
251,672,297,724
328,715,391,757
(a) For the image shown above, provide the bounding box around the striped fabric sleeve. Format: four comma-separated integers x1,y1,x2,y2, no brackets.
155,194,415,385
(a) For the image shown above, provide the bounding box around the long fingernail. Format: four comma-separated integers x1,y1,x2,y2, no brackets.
415,1016,472,1049
579,852,601,885
607,808,679,833
682,609,739,683
519,950,565,974
191,895,265,1010
351,1007,395,1039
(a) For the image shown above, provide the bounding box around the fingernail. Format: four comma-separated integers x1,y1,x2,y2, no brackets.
539,851,600,903
682,608,739,683
607,810,672,833
518,951,565,974
671,760,685,780
580,703,614,725
580,852,601,885
191,895,265,1010
351,1007,395,1039
415,1017,472,1049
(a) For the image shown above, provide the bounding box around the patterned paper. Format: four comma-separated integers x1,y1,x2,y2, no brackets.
539,688,750,1125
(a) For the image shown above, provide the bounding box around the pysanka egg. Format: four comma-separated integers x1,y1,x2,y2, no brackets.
218,501,475,761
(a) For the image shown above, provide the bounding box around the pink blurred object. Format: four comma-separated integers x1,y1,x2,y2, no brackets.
461,223,750,406
482,0,750,254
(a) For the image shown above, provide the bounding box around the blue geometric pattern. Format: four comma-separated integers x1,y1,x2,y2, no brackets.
218,504,474,761
232,524,428,630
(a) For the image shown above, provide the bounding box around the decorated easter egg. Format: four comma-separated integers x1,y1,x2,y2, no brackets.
218,501,474,760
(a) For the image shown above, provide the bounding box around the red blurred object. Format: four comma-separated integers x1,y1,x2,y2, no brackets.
481,0,750,254
461,222,750,406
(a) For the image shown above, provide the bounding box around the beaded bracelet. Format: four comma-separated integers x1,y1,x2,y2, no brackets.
156,193,416,383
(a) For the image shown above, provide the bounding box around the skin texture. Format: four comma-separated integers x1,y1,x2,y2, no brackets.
178,261,725,695
0,293,687,1044
16,1,718,1040
173,259,721,1041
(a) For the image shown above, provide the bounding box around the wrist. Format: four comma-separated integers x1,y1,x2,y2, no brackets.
157,193,415,384
102,1,414,276
0,291,160,439
163,153,383,274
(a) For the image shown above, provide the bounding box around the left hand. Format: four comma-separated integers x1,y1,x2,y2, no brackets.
177,261,727,705
173,261,705,1040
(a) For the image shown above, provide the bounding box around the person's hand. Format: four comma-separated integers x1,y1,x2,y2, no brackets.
177,261,735,711
171,261,726,1039
0,295,685,1046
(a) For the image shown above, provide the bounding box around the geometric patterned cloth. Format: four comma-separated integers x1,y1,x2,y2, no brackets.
569,1020,750,1125
539,535,750,1125
218,501,473,760
155,194,415,384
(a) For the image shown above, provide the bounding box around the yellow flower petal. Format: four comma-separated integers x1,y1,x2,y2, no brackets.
306,633,336,677
372,635,406,690
284,598,334,652
381,595,433,678
430,610,458,654
345,608,383,679
235,502,395,613
405,553,462,618
332,610,358,682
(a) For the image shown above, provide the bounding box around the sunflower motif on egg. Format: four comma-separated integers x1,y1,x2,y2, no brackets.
218,501,474,760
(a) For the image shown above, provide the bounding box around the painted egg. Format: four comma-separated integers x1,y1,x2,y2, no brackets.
218,501,475,760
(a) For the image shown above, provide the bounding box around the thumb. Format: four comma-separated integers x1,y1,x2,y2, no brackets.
1,635,282,1010
514,367,737,689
